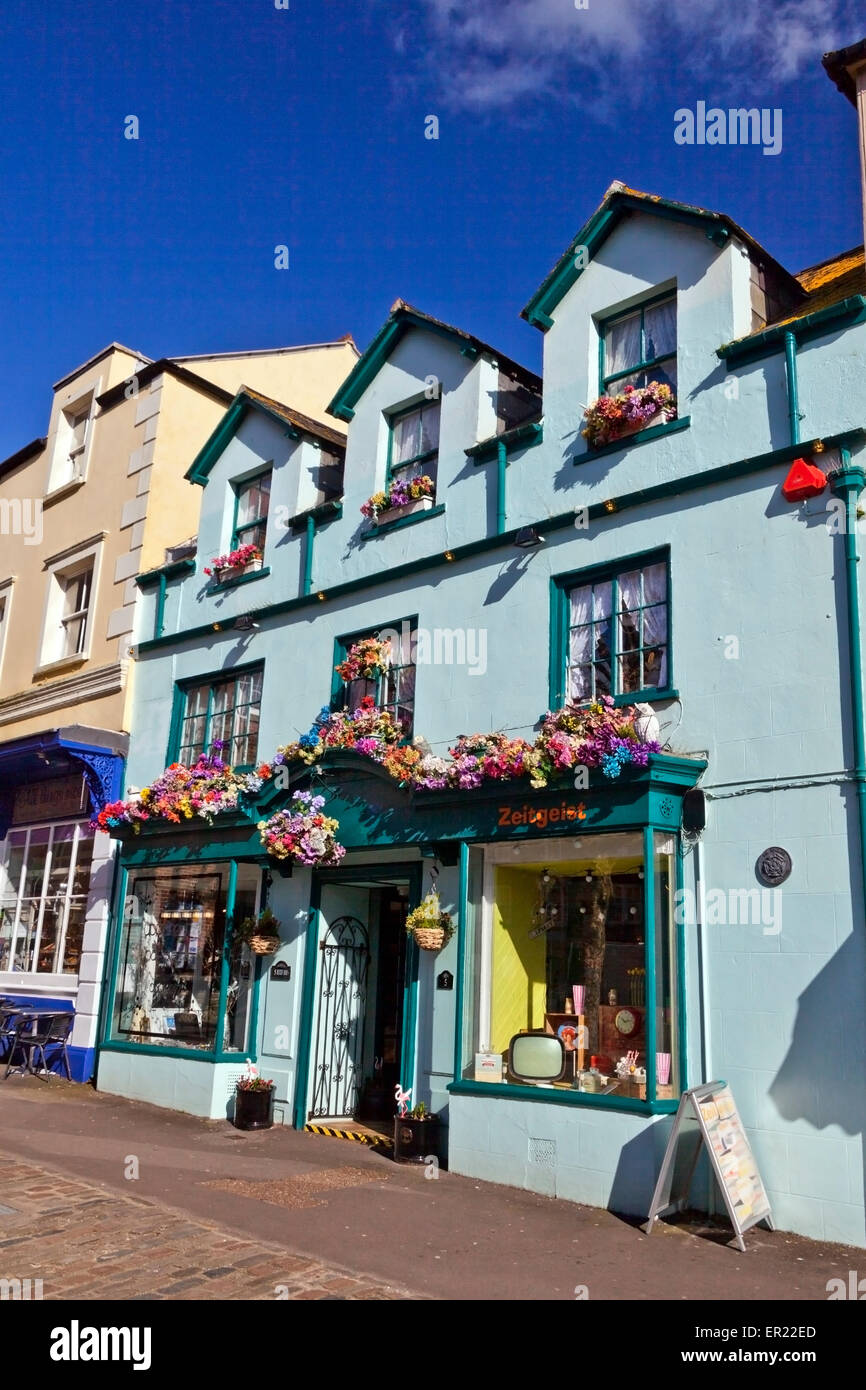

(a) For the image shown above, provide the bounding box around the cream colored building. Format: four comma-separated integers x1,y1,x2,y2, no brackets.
0,335,356,1077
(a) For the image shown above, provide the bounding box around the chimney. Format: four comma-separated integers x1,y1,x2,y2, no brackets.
823,38,866,253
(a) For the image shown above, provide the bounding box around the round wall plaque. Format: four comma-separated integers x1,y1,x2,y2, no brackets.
756,846,792,887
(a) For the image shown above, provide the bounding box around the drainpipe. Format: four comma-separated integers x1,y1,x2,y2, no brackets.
496,439,507,535
784,330,800,446
303,514,315,597
830,458,866,920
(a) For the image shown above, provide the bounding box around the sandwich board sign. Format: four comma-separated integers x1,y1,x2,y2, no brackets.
645,1081,773,1252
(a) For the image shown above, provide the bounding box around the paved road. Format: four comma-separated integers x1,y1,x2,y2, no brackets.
0,1077,857,1300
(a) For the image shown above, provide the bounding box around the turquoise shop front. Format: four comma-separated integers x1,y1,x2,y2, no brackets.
96,752,704,1210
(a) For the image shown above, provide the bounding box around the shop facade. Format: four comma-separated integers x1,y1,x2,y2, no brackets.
95,181,866,1247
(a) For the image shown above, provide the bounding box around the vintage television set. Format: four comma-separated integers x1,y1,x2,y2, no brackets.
507,1032,566,1085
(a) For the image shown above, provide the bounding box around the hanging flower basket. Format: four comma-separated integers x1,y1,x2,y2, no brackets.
258,791,345,866
335,635,392,683
406,890,454,951
237,907,281,955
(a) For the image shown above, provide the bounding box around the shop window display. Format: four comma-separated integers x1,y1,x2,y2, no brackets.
0,822,93,975
463,833,679,1102
110,862,260,1052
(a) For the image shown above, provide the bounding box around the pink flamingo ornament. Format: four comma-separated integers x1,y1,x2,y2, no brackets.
394,1083,412,1117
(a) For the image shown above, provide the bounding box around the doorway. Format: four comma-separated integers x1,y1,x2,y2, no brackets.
303,870,417,1124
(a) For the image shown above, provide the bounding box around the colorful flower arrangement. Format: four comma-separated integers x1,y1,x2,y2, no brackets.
257,790,345,866
582,382,676,450
526,698,658,785
204,542,262,578
405,889,454,950
335,635,392,683
273,695,405,767
92,745,270,832
361,474,435,520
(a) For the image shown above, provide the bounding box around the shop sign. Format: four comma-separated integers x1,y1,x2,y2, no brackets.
12,774,87,825
497,800,587,829
270,961,291,981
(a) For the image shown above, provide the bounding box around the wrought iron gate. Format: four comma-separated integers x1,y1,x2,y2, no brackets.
309,915,370,1120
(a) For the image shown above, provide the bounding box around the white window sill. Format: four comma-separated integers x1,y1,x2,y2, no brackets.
0,972,78,993
33,653,89,678
44,477,87,507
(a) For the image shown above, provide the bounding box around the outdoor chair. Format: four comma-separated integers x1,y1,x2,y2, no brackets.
0,1004,22,1058
4,1011,73,1079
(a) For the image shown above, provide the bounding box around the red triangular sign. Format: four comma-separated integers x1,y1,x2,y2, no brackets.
782,457,827,502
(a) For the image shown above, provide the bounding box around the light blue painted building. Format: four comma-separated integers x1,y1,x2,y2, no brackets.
94,174,866,1248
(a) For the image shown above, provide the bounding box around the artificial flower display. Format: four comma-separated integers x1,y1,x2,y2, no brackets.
582,382,676,450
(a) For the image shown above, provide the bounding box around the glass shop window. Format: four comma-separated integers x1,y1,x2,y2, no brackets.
111,862,262,1053
461,833,679,1103
0,822,93,975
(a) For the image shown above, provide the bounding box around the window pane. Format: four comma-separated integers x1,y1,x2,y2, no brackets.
419,402,440,454
70,836,94,899
236,474,271,528
393,411,421,466
605,311,641,378
62,904,85,974
653,832,680,1098
464,835,667,1101
644,299,676,361
111,869,227,1050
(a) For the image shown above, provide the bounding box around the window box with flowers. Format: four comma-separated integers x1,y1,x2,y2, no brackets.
204,543,263,585
361,475,435,527
582,382,677,452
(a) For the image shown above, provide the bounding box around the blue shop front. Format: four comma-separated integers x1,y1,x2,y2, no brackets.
96,748,703,1216
0,727,125,1080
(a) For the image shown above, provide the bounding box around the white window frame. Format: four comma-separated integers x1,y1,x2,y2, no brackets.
0,578,13,681
46,380,101,497
0,819,91,981
37,534,105,674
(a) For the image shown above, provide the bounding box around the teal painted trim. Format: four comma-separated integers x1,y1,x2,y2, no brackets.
289,500,343,534
137,558,196,589
137,427,866,654
613,686,679,708
166,682,186,764
830,460,866,925
466,419,543,462
597,316,606,398
327,319,404,422
460,344,479,361
547,577,565,709
361,503,445,541
452,840,469,1084
448,1079,679,1115
578,415,690,462
100,1040,254,1065
399,861,424,1095
521,191,761,328
186,398,248,485
718,295,866,364
674,834,687,1092
206,565,271,595
644,825,657,1102
214,859,237,1057
293,883,322,1128
784,331,800,446
99,864,128,1049
496,439,507,535
155,573,167,640
92,840,124,1084
303,514,315,597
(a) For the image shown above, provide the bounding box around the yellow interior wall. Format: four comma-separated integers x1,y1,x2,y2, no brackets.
490,868,547,1054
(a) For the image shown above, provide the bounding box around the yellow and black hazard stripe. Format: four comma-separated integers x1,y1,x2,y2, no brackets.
304,1122,394,1153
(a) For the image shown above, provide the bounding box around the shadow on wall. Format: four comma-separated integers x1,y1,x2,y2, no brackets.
607,1114,686,1219
769,928,865,1224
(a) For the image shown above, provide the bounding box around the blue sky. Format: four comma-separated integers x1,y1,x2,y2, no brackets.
0,0,863,459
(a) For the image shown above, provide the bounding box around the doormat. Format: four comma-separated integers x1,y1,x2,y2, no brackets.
304,1123,395,1156
203,1166,387,1210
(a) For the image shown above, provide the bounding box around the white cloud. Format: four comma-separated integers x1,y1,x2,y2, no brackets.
409,0,860,113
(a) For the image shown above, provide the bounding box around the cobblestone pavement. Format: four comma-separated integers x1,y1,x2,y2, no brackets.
0,1152,422,1300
